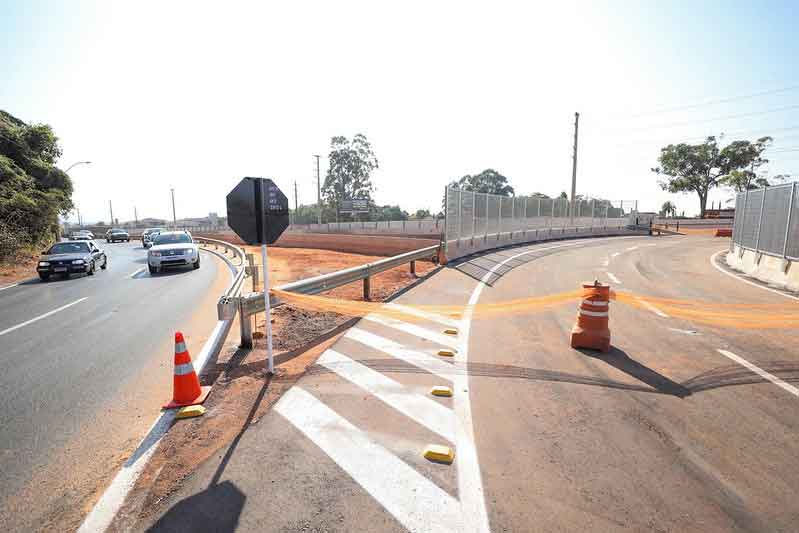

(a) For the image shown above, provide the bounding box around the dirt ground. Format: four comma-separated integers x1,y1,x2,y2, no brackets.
112,246,439,530
0,252,37,285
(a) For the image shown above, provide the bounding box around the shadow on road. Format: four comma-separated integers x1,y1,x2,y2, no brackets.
583,347,692,398
145,480,245,533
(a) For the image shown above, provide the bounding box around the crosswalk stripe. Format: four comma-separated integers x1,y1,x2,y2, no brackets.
346,328,457,380
276,387,463,533
319,349,455,442
363,314,460,349
381,302,461,328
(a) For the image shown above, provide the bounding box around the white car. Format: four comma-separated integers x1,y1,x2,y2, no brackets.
147,230,200,274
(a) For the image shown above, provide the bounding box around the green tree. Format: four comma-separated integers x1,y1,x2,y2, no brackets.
449,169,514,196
322,134,378,220
660,201,676,217
0,110,73,259
653,136,773,217
413,209,431,219
374,205,408,221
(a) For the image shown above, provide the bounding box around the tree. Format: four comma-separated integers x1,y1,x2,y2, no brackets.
374,205,408,221
413,209,431,219
0,110,73,259
719,136,773,192
558,191,568,199
660,201,676,217
449,169,514,196
653,136,774,217
322,134,378,220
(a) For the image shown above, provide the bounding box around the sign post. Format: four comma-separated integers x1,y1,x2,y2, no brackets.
226,177,290,375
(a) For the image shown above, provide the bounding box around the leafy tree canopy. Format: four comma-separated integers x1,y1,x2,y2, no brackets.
449,169,515,196
413,209,431,219
322,134,378,210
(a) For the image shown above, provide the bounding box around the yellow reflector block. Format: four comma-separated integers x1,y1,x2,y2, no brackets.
443,328,458,336
176,405,206,419
423,444,454,464
431,386,453,397
437,349,456,357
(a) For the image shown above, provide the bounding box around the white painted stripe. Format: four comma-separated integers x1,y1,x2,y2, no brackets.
129,267,145,278
636,297,670,318
710,250,799,302
276,387,463,533
606,272,622,284
382,302,460,328
0,282,20,291
579,309,608,317
611,252,621,258
668,327,699,335
582,299,609,306
318,349,454,441
0,297,88,337
175,341,187,354
363,314,460,349
345,328,456,380
717,349,799,397
626,246,639,251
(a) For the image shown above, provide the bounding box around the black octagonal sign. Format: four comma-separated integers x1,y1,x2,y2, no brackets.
226,177,289,245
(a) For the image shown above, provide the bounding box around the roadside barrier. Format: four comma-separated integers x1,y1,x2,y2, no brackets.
715,228,733,237
163,332,212,409
569,281,611,352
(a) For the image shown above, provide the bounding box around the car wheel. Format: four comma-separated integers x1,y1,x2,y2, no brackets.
39,273,49,281
193,256,201,269
149,265,157,274
100,257,108,270
87,261,95,276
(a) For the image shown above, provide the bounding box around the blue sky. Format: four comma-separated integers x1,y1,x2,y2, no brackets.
2,0,798,222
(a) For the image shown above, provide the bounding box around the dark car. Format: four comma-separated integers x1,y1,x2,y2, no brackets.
106,228,130,243
142,227,167,248
37,240,107,281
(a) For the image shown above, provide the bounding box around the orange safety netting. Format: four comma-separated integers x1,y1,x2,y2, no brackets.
270,288,799,329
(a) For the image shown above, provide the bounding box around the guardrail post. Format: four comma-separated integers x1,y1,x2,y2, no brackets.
410,260,416,276
239,297,253,349
363,275,371,301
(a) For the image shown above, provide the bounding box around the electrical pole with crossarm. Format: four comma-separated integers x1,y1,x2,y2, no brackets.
570,112,579,223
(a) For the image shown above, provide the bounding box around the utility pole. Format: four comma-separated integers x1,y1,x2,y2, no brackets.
109,200,114,226
314,154,322,224
134,206,138,225
76,206,82,227
570,112,579,223
293,180,299,226
170,188,177,227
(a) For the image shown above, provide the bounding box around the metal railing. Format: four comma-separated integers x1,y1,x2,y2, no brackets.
236,244,440,347
731,182,799,260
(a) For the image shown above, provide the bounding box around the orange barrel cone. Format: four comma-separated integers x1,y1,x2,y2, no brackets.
570,281,611,352
163,332,212,409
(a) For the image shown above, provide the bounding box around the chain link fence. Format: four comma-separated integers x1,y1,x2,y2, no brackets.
732,182,799,259
444,187,641,260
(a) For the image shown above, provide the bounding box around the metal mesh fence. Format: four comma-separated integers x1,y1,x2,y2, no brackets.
732,183,798,259
443,187,641,260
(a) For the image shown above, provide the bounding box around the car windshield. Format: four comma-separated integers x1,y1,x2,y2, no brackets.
154,233,191,245
48,242,90,254
111,230,125,234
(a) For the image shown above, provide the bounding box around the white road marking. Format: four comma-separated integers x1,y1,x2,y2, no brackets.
129,267,145,278
276,387,463,533
636,297,670,318
668,327,699,335
717,349,799,398
626,246,639,251
611,252,621,258
0,297,88,337
383,302,460,328
710,250,799,302
346,328,456,380
318,349,455,441
363,314,460,349
607,272,622,284
0,282,20,291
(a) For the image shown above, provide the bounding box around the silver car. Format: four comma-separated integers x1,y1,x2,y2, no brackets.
147,231,200,274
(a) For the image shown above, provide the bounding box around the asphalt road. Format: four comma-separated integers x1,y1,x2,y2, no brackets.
136,234,799,532
0,241,230,532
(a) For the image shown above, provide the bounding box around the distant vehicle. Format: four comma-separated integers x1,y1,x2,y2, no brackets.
37,240,107,281
147,230,199,274
105,228,130,243
142,227,166,248
69,230,93,241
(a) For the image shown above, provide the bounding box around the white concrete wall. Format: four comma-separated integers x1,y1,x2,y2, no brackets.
726,244,799,293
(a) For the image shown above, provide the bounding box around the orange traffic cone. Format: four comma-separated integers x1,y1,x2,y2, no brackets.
163,332,212,409
570,281,611,352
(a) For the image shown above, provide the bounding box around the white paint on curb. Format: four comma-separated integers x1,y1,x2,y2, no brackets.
717,349,799,398
129,267,145,278
710,250,799,302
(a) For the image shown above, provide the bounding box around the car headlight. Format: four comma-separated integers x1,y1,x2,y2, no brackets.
38,261,50,267
150,251,161,257
72,259,85,264
184,248,195,254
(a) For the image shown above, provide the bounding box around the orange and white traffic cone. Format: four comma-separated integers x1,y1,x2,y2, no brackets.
163,332,212,409
570,280,611,352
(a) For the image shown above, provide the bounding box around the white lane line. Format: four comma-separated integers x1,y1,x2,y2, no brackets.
0,297,88,338
710,250,799,302
363,314,460,349
318,349,455,441
276,387,463,533
636,297,670,318
383,302,460,328
0,282,20,291
717,349,799,398
611,252,621,258
129,267,145,278
626,246,639,251
606,272,622,284
668,327,699,335
346,328,455,380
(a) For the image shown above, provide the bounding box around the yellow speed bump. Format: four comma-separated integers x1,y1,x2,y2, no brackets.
437,349,456,357
431,386,453,397
423,444,455,464
176,405,206,419
443,328,458,336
